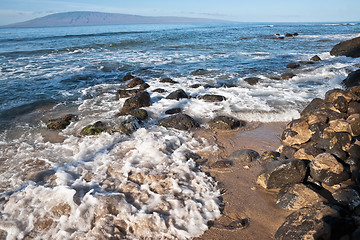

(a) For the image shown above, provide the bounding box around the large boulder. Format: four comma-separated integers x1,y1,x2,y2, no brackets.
256,159,307,189
120,91,151,115
330,36,360,58
158,114,199,131
342,69,360,88
281,118,312,147
209,116,244,130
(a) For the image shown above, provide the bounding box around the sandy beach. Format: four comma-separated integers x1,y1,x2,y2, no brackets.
194,122,290,240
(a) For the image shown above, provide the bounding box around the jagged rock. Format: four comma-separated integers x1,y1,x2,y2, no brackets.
81,121,107,136
120,91,151,115
293,145,324,161
129,108,148,121
325,88,354,103
310,55,322,61
227,149,260,164
47,114,78,130
281,72,296,80
160,78,178,84
244,77,261,85
332,188,360,210
256,159,307,189
301,98,327,117
347,114,360,136
348,101,360,114
330,36,360,58
116,89,141,99
158,114,199,131
122,73,134,81
277,145,297,159
309,122,329,142
281,118,312,146
275,203,340,240
332,96,348,113
309,153,349,186
198,94,226,102
165,108,181,115
276,184,324,210
165,89,189,100
125,77,145,89
209,116,245,130
286,62,300,69
323,119,352,137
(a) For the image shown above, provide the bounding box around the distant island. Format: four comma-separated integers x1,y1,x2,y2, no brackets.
1,11,225,28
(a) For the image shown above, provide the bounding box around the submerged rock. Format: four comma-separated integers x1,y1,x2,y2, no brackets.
244,77,261,85
118,117,140,135
158,114,199,131
191,68,210,76
209,116,244,130
47,114,78,130
81,121,107,136
227,149,260,164
281,72,296,80
160,77,178,84
310,55,322,61
286,62,300,69
165,107,181,115
330,36,360,58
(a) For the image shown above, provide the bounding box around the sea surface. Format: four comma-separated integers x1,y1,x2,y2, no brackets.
0,22,359,239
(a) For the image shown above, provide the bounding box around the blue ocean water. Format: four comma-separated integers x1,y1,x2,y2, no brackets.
0,22,359,239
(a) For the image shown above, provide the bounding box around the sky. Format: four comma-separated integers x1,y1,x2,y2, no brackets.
0,0,359,25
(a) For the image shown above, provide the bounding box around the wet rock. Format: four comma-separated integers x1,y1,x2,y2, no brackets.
129,108,148,121
347,114,360,136
281,72,296,80
309,153,349,186
330,36,360,58
243,77,261,85
160,77,178,84
209,116,245,130
122,73,134,81
116,89,141,99
348,101,360,114
158,114,199,131
152,88,165,93
190,83,202,88
310,55,322,61
198,94,226,102
165,107,181,115
286,62,300,69
276,184,324,210
281,118,312,146
81,121,107,136
332,188,360,210
165,89,189,100
118,117,140,135
125,77,145,89
47,114,78,130
227,149,260,164
191,68,210,76
332,96,348,113
120,91,151,115
256,159,307,189
275,203,340,240
285,33,294,37
222,218,249,230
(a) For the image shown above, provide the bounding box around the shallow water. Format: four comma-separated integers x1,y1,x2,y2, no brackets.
0,21,360,239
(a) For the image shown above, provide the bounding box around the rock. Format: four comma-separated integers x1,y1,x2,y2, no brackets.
293,33,299,36
285,33,294,37
310,55,322,61
343,69,360,88
293,145,324,161
281,118,312,146
325,88,354,103
277,145,297,159
256,159,307,189
198,94,226,102
275,203,340,240
328,132,353,152
347,144,360,165
125,77,145,89
300,98,327,117
347,114,360,136
227,149,260,164
299,61,315,65
211,160,233,168
116,89,141,99
165,89,189,100
120,91,151,115
330,36,360,58
81,121,107,136
281,72,296,80
47,114,77,130
309,153,349,186
158,114,199,131
190,83,202,88
118,117,140,135
191,68,210,76
160,78,178,84
165,108,181,115
332,188,360,210
348,101,360,114
286,62,300,69
209,116,245,130
153,88,166,93
276,184,324,210
260,151,285,163
324,119,352,137
244,77,261,85
122,73,134,81
129,108,148,121
0,229,7,239
332,96,348,113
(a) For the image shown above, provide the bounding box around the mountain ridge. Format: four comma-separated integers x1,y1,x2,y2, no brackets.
2,11,225,28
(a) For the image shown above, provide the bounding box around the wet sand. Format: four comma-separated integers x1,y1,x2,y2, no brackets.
194,122,291,240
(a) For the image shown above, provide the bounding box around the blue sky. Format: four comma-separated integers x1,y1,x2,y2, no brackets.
0,0,359,25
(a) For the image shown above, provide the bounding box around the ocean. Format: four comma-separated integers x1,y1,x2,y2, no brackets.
0,22,359,239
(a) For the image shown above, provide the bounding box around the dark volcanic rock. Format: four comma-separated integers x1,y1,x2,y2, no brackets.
160,77,178,84
281,118,312,146
310,55,322,61
165,107,181,115
348,101,360,114
257,159,307,189
81,121,107,135
347,114,360,136
342,69,360,88
125,77,145,89
190,83,202,88
227,149,260,164
309,153,349,186
165,89,189,100
276,184,324,210
152,88,166,93
286,62,300,69
332,188,360,209
198,94,226,102
275,203,340,240
281,72,296,80
47,114,77,130
120,91,151,115
116,89,141,100
330,36,360,58
285,33,294,37
122,73,134,81
158,114,199,131
294,145,324,161
209,116,245,130
300,98,327,117
244,77,261,85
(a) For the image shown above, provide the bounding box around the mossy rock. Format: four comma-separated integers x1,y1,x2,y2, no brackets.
129,108,148,121
47,114,77,130
81,121,107,136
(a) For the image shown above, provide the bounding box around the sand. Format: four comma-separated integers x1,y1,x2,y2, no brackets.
194,122,291,240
